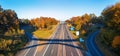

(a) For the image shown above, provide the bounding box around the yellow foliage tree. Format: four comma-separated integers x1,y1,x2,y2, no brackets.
112,36,120,48
102,3,120,31
81,30,86,35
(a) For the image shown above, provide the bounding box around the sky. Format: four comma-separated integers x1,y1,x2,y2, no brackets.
0,0,119,21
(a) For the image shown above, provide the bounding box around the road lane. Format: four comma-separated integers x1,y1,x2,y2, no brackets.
37,24,61,56
17,25,39,56
63,24,80,56
18,23,83,56
57,24,64,56
43,24,62,56
65,25,83,56
41,23,83,56
25,41,38,56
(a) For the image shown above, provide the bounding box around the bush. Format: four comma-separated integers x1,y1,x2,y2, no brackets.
99,29,115,46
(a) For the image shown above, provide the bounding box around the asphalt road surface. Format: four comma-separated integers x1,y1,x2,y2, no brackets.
17,23,83,56
86,30,104,56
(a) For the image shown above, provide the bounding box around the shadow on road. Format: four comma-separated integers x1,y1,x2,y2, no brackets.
19,42,84,51
20,26,85,53
19,25,88,56
19,32,84,51
25,32,79,42
32,38,79,42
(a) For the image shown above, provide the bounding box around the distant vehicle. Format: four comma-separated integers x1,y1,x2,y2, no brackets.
79,38,84,42
70,26,75,31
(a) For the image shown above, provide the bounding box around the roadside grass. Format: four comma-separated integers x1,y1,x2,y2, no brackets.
30,25,57,55
33,25,57,39
70,31,77,39
69,30,86,50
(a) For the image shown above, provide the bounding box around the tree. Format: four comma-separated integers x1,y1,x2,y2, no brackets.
30,17,58,29
102,3,120,32
39,18,45,28
82,13,90,23
66,13,91,30
0,9,19,34
112,36,120,48
0,5,28,56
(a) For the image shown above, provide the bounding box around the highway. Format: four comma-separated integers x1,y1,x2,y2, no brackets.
35,23,83,56
63,24,82,56
17,23,83,56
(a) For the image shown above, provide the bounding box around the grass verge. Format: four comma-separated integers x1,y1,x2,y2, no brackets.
33,25,57,39
70,31,77,39
32,25,57,54
69,30,86,50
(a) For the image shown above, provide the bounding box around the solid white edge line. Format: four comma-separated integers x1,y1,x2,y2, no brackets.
57,25,62,56
51,49,54,54
42,24,59,56
33,41,38,56
24,23,60,56
24,41,33,56
65,25,82,56
62,24,66,56
42,41,50,56
71,52,73,56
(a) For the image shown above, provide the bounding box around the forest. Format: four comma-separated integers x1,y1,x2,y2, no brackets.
65,3,120,55
0,6,28,56
30,17,58,30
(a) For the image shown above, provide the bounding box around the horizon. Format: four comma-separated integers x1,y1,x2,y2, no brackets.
0,0,119,21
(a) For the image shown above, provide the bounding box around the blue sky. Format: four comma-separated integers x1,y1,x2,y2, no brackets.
0,0,119,21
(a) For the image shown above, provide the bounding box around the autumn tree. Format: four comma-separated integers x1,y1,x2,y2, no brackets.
102,3,120,32
98,3,120,55
30,17,58,29
39,18,45,28
30,19,35,26
19,19,30,25
66,13,91,30
0,8,19,35
0,5,28,56
112,36,120,48
65,19,71,24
